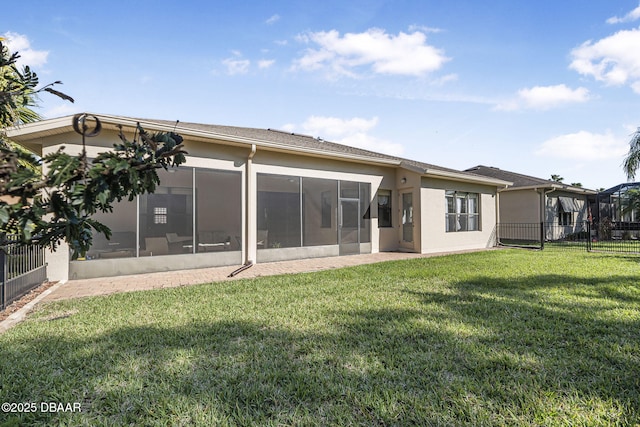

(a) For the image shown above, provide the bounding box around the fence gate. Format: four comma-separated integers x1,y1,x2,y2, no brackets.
0,237,47,311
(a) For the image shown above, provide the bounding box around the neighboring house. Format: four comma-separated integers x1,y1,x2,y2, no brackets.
465,166,596,240
7,114,510,282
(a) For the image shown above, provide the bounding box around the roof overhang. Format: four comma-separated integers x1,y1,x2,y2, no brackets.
401,162,512,187
502,183,597,195
6,113,402,168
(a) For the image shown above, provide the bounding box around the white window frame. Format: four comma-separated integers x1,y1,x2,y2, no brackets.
445,191,480,232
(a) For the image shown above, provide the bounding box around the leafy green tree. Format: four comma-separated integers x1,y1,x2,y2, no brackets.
550,174,564,183
0,40,186,258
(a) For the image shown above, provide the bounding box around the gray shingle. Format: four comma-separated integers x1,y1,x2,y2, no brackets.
137,116,478,176
465,165,560,188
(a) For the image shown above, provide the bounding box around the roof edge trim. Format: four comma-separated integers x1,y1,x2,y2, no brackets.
422,167,512,187
502,184,597,194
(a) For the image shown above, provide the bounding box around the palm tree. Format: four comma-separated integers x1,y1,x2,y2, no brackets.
0,38,72,130
0,39,72,171
0,40,40,129
623,128,640,180
550,174,564,183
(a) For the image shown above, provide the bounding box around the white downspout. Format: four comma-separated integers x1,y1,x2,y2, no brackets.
245,144,257,265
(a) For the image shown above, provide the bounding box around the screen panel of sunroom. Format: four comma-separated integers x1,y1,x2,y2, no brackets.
84,167,242,259
302,177,338,246
257,173,371,251
139,168,193,256
195,169,242,253
257,174,302,248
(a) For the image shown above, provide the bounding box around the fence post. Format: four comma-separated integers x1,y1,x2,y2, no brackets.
540,222,545,250
587,221,591,252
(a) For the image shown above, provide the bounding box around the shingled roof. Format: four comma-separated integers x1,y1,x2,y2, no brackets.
465,165,596,194
145,117,400,163
143,117,485,178
6,113,509,186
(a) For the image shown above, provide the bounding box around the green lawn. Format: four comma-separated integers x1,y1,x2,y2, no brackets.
1,250,639,426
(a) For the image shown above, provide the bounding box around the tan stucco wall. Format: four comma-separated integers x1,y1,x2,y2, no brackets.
377,169,400,252
419,177,498,253
497,189,590,225
70,251,242,280
499,190,541,223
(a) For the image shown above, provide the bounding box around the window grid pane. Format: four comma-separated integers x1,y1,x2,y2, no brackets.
445,191,480,232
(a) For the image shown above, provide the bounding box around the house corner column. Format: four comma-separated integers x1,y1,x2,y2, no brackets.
46,242,70,282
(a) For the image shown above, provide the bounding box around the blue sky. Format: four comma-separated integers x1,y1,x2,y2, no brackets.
4,1,640,189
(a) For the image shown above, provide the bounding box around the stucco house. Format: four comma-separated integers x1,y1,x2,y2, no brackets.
7,114,511,282
465,166,596,241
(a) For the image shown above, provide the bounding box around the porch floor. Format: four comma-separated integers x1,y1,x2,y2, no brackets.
45,249,496,302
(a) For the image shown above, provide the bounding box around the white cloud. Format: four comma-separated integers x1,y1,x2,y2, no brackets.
607,6,640,24
43,102,77,119
222,52,250,75
258,59,275,69
408,24,443,34
281,123,296,132
292,28,449,78
266,14,280,25
495,84,590,111
430,73,458,86
570,28,640,92
303,115,378,136
535,130,628,161
2,31,49,67
293,115,404,156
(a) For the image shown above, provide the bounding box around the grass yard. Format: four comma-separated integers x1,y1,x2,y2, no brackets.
1,249,639,426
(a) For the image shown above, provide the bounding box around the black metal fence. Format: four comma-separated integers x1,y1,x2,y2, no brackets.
591,220,640,254
497,221,640,255
0,236,47,310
